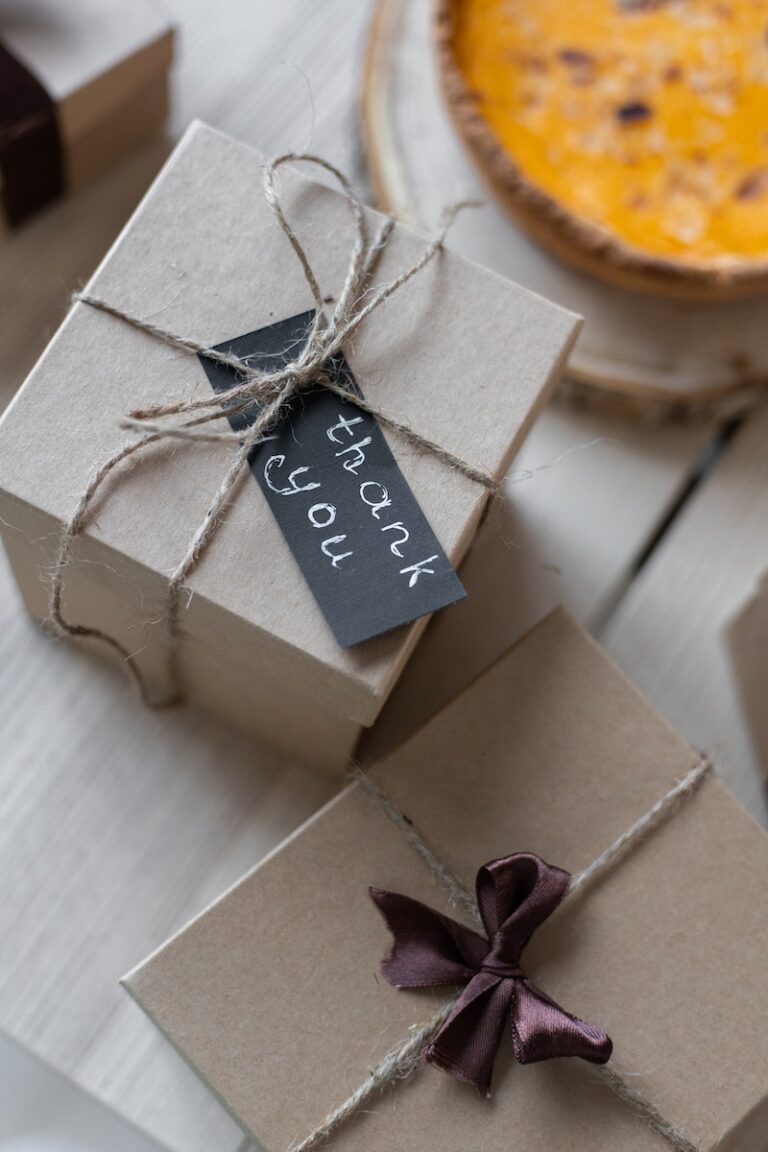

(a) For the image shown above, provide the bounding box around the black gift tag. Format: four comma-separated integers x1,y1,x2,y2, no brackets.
199,310,466,648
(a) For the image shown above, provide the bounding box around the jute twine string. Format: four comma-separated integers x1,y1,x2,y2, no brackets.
284,758,712,1152
49,154,493,704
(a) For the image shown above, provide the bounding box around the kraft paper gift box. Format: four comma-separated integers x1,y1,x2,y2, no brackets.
0,121,578,772
728,573,768,776
0,0,173,229
123,609,768,1152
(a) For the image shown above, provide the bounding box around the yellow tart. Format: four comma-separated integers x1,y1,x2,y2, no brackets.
437,0,768,298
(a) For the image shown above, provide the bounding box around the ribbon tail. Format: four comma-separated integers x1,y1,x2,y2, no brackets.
512,979,613,1066
369,887,486,987
425,972,514,1098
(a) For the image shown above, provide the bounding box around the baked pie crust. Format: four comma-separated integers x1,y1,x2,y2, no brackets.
437,0,768,298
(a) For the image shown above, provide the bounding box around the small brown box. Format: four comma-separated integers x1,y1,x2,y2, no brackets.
124,610,768,1151
0,0,174,228
0,122,578,772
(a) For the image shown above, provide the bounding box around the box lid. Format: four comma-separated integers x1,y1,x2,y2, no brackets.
123,610,768,1152
0,122,579,723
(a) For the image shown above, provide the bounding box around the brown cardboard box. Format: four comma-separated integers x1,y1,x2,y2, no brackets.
0,122,578,772
0,0,173,228
728,573,768,775
124,610,768,1151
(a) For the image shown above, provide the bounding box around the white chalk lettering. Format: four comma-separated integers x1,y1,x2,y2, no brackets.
359,481,392,520
308,502,336,529
400,555,439,588
264,455,320,496
381,521,410,558
326,414,364,444
335,437,372,476
321,536,353,568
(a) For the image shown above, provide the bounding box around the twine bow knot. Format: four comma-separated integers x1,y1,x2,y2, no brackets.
87,154,493,493
370,852,612,1097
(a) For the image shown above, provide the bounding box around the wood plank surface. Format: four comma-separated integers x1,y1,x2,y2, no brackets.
366,401,713,761
0,0,765,1150
603,406,768,823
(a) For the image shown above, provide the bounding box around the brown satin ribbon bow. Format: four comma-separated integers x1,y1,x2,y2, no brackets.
370,852,612,1097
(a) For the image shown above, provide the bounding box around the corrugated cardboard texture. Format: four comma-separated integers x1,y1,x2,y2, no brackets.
0,121,579,734
124,609,768,1151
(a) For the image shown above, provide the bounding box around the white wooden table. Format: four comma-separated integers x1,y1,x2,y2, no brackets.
0,3,766,1152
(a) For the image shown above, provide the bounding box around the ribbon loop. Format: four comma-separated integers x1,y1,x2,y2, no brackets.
371,852,612,1097
477,853,570,962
